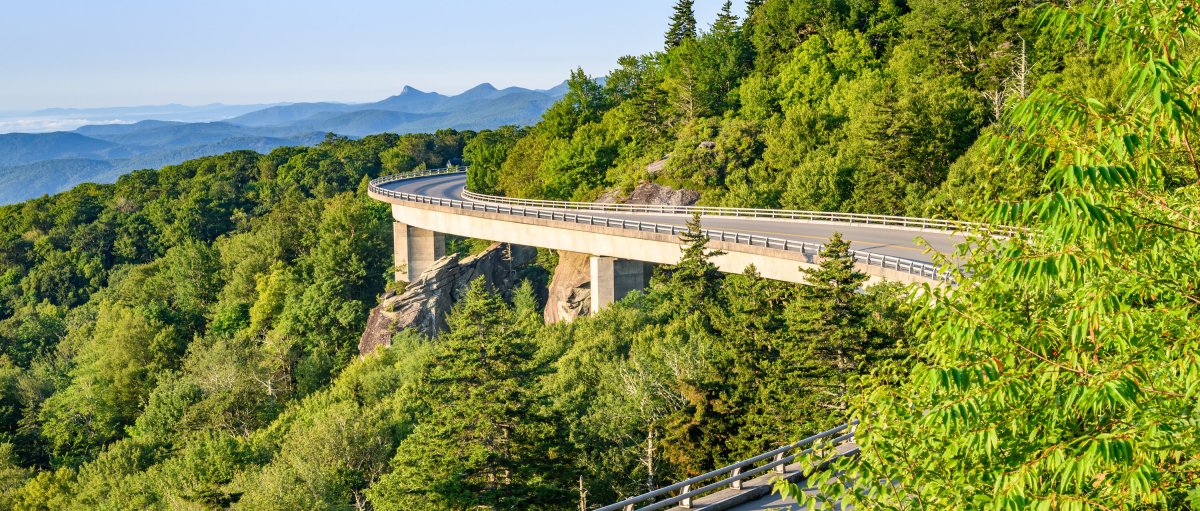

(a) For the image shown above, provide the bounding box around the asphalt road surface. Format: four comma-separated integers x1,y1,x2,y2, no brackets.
380,173,971,267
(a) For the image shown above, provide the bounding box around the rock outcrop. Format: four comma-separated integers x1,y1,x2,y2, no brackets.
544,182,689,324
358,242,537,356
543,251,592,323
645,157,668,175
596,180,700,206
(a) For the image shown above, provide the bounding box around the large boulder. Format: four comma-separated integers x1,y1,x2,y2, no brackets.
545,181,690,324
543,182,690,325
358,242,537,355
645,157,669,175
543,250,592,324
596,180,700,206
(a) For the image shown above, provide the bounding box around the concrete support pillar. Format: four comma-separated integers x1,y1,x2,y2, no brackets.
590,256,650,314
393,222,445,282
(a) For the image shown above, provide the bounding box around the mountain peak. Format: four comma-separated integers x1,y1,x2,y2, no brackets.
400,85,428,95
455,83,509,101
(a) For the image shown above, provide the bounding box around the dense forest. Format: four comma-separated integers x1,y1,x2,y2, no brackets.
466,0,1077,220
0,0,1197,509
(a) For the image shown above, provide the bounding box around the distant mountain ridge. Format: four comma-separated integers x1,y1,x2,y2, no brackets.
0,82,567,205
226,82,563,134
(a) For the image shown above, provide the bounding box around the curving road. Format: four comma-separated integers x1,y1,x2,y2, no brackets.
376,172,969,272
372,171,952,508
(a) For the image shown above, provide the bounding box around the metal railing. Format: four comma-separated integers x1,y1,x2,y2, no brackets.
368,169,951,281
369,166,465,187
461,189,1017,237
596,422,858,511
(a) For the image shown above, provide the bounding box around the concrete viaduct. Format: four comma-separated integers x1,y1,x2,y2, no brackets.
366,168,996,509
368,169,981,314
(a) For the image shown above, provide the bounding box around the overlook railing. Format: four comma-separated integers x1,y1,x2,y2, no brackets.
595,422,859,511
368,169,952,281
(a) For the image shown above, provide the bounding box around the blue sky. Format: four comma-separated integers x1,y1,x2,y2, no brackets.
0,0,746,110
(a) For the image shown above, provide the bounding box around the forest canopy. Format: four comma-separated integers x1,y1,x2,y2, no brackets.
0,0,1197,509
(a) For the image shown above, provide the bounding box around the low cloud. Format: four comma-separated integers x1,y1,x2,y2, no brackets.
0,118,133,134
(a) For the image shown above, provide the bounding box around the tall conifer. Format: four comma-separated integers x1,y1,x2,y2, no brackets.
369,278,567,510
664,0,697,49
784,232,868,411
744,0,764,18
667,213,725,307
713,0,738,34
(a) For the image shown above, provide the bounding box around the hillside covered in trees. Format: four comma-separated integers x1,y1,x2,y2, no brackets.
467,0,1079,221
0,0,1197,509
0,125,909,509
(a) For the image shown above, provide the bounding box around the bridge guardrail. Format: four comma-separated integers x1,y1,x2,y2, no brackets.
595,422,858,511
461,190,1018,235
368,169,952,281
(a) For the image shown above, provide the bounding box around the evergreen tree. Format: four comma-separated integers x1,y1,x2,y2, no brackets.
783,233,868,413
368,278,568,510
744,0,764,18
710,266,794,456
663,213,726,308
664,0,697,50
510,279,543,335
713,1,738,34
706,0,753,113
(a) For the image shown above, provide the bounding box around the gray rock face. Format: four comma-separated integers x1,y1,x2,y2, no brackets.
543,182,688,325
543,250,592,324
358,242,536,356
645,158,668,175
596,180,700,207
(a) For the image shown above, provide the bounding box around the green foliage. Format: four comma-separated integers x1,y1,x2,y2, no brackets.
541,69,610,141
665,0,697,50
468,0,1049,221
465,126,524,195
660,213,726,308
532,230,905,502
4,1,1184,508
781,233,873,416
0,130,469,506
368,279,569,510
786,1,1200,509
662,20,751,121
497,131,552,198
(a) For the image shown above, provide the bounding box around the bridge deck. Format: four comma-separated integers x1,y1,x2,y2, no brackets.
377,173,968,268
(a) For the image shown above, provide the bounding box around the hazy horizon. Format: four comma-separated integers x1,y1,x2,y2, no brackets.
0,80,568,116
0,81,569,133
0,0,745,112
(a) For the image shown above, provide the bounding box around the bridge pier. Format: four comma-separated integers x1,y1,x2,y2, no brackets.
393,222,445,282
590,256,651,314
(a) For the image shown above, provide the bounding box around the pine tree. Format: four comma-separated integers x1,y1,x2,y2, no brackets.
664,0,697,50
711,266,796,456
713,1,738,34
510,279,543,335
368,278,568,510
783,232,868,413
744,0,764,19
706,0,752,113
666,213,725,307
